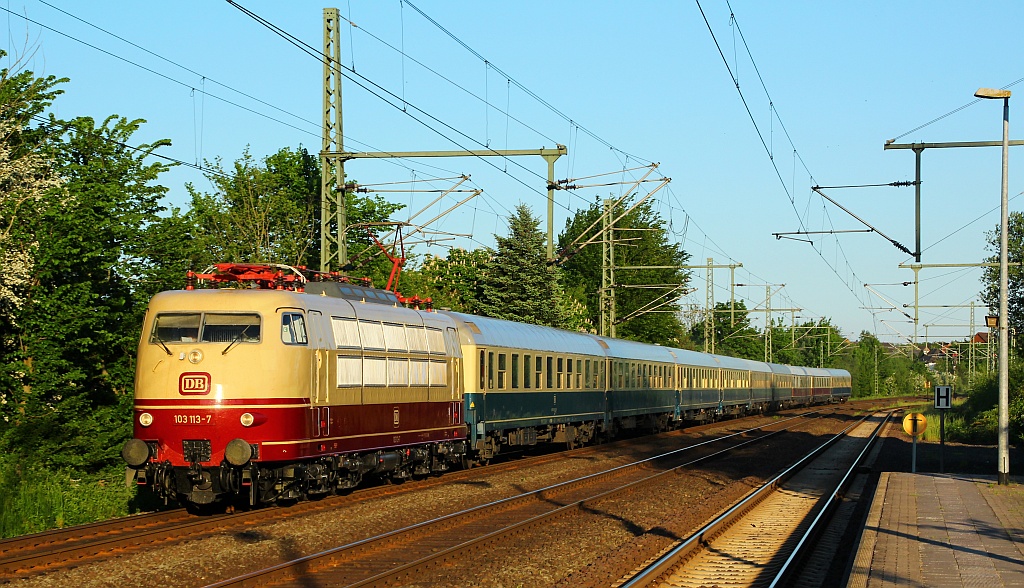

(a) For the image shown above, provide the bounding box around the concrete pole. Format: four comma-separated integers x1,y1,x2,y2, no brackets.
998,95,1011,485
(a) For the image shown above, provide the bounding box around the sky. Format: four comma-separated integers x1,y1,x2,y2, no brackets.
5,0,1024,346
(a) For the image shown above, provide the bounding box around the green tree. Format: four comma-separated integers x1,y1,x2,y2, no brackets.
477,203,570,328
413,248,491,314
188,148,404,288
187,147,319,268
690,301,763,360
771,318,845,368
981,211,1024,353
2,113,171,475
832,332,927,397
558,197,690,345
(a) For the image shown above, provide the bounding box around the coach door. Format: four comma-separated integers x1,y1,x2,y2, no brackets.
307,310,330,437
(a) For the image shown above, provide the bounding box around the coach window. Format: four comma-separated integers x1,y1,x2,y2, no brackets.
547,357,554,389
536,356,543,389
584,360,591,389
488,352,495,389
479,350,486,390
497,354,507,389
511,354,519,389
281,313,307,345
523,354,531,389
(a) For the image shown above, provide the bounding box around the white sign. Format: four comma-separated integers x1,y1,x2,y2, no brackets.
934,385,952,410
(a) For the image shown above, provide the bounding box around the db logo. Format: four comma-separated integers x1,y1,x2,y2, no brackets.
179,372,211,395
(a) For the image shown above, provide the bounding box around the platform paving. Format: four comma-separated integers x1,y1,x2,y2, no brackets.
847,472,1024,588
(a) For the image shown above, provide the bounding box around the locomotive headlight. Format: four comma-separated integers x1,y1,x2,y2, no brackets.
139,412,154,427
240,412,255,427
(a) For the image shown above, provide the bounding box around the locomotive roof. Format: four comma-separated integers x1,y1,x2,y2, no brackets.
147,288,308,311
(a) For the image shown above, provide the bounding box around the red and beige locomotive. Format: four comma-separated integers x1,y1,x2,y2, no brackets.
123,263,850,509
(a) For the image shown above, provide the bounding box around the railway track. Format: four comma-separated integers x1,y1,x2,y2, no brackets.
205,410,834,587
619,410,892,588
0,410,806,581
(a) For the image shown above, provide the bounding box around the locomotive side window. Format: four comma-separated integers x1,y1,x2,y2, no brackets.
383,323,408,351
428,360,446,386
363,357,387,386
281,313,308,345
337,356,361,386
426,328,446,355
152,313,200,343
331,317,360,348
407,326,428,353
410,359,429,386
358,320,385,350
388,358,409,386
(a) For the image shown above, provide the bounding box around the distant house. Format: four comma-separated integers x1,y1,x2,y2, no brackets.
972,332,990,344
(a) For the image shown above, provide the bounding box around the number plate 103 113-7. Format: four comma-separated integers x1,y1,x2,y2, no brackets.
172,413,213,426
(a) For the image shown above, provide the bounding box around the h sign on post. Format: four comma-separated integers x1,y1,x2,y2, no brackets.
934,385,952,410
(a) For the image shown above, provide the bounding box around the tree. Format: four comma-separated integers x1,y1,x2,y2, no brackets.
689,301,763,360
0,55,65,330
558,197,690,345
477,203,569,328
413,248,491,314
187,147,319,268
187,147,404,288
2,112,172,475
981,211,1024,353
831,332,927,397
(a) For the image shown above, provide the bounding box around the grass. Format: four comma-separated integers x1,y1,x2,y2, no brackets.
903,399,963,442
0,458,141,539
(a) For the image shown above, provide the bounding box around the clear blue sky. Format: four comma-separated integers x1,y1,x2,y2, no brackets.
7,0,1023,345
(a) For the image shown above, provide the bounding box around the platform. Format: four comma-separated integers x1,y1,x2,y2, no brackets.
847,472,1024,587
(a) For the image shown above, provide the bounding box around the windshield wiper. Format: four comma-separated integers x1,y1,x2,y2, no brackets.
153,333,172,356
222,325,251,355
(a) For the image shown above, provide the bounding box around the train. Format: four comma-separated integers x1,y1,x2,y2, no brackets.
122,263,851,509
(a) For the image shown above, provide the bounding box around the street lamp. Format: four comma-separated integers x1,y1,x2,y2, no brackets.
975,87,1011,485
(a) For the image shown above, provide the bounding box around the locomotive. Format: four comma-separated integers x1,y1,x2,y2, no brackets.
122,263,850,509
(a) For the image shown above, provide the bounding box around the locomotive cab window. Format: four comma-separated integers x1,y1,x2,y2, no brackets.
152,313,200,343
201,313,261,343
152,312,260,345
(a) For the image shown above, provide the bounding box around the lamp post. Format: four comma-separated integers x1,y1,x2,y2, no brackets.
976,87,1011,485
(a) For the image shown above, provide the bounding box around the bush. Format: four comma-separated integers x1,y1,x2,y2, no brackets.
945,367,1024,445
